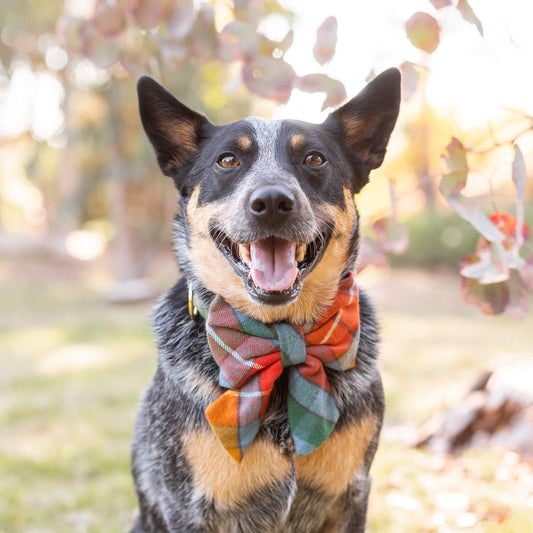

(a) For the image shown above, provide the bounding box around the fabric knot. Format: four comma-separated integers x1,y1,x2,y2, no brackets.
274,323,307,367
204,272,360,462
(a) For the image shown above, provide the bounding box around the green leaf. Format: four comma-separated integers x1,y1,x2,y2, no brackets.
405,12,440,54
456,0,484,37
313,16,337,65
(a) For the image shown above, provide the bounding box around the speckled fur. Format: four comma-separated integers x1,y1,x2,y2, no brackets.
131,69,401,533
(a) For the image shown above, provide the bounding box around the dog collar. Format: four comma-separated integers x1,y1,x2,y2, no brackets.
188,283,200,320
201,272,360,462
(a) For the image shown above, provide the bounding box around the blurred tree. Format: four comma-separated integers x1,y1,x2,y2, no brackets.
0,0,531,314
1,0,346,282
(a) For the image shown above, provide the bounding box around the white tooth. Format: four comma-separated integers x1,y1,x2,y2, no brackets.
296,244,306,263
239,244,251,265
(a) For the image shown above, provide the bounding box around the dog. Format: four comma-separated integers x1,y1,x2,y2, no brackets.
131,68,400,533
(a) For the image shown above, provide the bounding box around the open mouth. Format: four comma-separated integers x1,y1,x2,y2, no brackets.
209,228,332,305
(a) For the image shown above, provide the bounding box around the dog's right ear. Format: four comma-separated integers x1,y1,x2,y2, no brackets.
137,76,212,178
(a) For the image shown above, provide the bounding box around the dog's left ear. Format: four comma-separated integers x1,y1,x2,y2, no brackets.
325,68,401,192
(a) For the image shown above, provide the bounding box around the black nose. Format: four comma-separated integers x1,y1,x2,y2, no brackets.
248,186,296,222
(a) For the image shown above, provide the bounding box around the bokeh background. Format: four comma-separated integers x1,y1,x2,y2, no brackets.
1,1,533,531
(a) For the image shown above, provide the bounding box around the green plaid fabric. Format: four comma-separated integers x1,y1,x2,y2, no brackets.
203,272,360,462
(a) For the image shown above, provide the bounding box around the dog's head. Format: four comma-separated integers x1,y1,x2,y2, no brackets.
138,69,400,323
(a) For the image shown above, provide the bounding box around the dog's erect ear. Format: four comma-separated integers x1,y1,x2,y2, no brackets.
325,68,401,190
137,76,212,177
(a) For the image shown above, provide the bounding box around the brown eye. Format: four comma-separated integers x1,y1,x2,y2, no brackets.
304,152,325,167
218,153,240,169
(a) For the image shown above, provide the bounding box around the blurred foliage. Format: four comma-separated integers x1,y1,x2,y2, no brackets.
0,0,346,282
0,0,532,315
389,209,479,269
441,139,533,318
398,1,533,318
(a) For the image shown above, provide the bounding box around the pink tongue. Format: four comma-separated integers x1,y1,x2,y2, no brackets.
249,238,298,292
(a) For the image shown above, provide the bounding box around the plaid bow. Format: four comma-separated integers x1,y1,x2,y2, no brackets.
203,272,360,462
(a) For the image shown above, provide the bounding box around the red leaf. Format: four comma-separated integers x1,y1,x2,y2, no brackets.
459,244,509,284
277,30,294,55
56,16,85,53
456,0,484,37
399,61,419,101
429,0,451,8
520,253,533,290
168,0,194,40
372,217,409,255
128,0,169,30
504,271,529,320
219,20,259,62
160,40,188,69
405,12,440,54
234,0,265,28
357,236,390,272
296,74,346,110
460,276,509,315
489,213,530,243
121,48,151,77
297,74,329,93
441,137,468,192
191,4,218,60
93,4,126,37
82,23,120,68
242,57,295,103
313,16,337,65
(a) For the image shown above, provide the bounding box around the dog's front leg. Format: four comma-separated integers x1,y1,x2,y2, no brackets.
337,473,372,533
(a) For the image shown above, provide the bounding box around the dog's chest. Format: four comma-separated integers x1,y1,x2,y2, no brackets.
180,414,378,512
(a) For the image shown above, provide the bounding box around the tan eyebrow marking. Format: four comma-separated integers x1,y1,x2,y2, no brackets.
236,136,252,150
290,134,305,150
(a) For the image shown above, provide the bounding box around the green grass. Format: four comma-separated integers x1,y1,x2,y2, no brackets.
0,279,156,533
1,269,532,532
